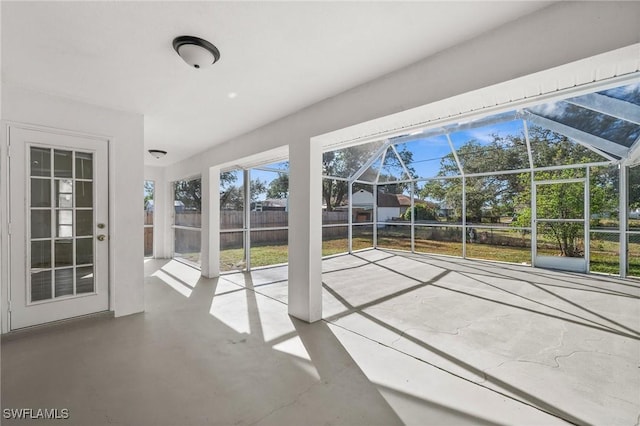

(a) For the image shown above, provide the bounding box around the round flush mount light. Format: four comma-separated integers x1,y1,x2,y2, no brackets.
173,35,221,69
148,149,167,159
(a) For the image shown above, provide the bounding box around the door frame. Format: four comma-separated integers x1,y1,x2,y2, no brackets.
532,177,589,273
1,122,112,332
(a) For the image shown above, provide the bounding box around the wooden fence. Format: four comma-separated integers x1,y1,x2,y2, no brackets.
156,210,360,254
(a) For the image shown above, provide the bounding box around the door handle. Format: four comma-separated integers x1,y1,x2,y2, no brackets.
97,234,107,241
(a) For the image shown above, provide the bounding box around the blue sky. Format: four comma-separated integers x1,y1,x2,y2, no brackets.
221,119,527,200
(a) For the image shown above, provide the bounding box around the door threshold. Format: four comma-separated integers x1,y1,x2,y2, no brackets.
3,311,114,340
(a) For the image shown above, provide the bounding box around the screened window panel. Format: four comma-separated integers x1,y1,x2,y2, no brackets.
322,226,348,256
414,226,463,257
450,119,528,174
590,232,620,275
250,230,288,268
174,228,201,266
323,141,385,179
417,178,463,225
220,170,244,230
174,178,202,227
250,168,288,228
352,224,373,251
528,102,640,148
590,165,619,230
378,146,411,183
220,231,245,272
598,82,640,107
466,227,531,264
398,136,457,179
527,125,607,168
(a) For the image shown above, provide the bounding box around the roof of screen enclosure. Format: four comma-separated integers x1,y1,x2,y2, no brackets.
323,80,640,184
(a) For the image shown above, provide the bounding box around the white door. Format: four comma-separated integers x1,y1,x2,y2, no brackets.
8,126,109,330
532,178,588,273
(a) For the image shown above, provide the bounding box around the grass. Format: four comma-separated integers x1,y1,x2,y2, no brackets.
217,226,640,277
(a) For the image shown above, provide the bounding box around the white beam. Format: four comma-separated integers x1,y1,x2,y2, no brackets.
201,166,220,278
288,140,323,323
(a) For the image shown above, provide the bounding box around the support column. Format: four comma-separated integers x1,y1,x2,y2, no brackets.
619,164,628,278
288,140,322,323
201,166,221,278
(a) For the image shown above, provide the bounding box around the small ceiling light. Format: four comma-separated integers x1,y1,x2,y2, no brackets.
227,92,238,99
173,35,221,69
148,149,167,159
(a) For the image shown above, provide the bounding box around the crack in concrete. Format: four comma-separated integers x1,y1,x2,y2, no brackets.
247,363,353,426
247,380,319,426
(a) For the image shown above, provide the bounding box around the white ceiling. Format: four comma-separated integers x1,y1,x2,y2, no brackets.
2,1,552,166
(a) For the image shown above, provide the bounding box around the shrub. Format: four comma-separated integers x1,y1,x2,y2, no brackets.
404,204,437,221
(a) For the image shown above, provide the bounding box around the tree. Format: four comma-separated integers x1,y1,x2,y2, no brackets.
266,173,289,199
144,180,154,209
174,178,201,210
422,125,617,257
419,133,529,222
322,143,416,210
403,203,437,221
219,170,268,210
629,165,640,210
322,144,377,211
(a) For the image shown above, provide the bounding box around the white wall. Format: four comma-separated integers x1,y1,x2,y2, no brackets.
352,190,373,206
1,85,145,327
377,207,401,223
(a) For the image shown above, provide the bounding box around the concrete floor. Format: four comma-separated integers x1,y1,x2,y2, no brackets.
2,249,639,425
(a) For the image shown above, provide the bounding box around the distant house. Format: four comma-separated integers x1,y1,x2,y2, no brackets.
252,198,288,212
351,189,415,222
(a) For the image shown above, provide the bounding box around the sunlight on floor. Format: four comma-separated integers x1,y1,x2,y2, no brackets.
143,250,640,425
151,269,193,297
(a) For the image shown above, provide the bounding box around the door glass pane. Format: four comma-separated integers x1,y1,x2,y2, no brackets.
28,147,98,303
76,210,93,236
31,179,51,207
31,210,51,238
31,271,52,301
76,152,93,179
54,269,74,297
536,182,584,220
55,179,73,208
76,266,94,294
54,150,73,178
536,222,584,258
31,240,51,269
76,238,93,265
30,147,51,177
76,181,93,207
56,210,73,238
54,239,73,267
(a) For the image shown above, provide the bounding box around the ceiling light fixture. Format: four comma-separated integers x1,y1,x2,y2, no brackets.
173,35,221,69
148,149,167,159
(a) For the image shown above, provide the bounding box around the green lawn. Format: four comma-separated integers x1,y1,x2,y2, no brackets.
218,230,640,278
